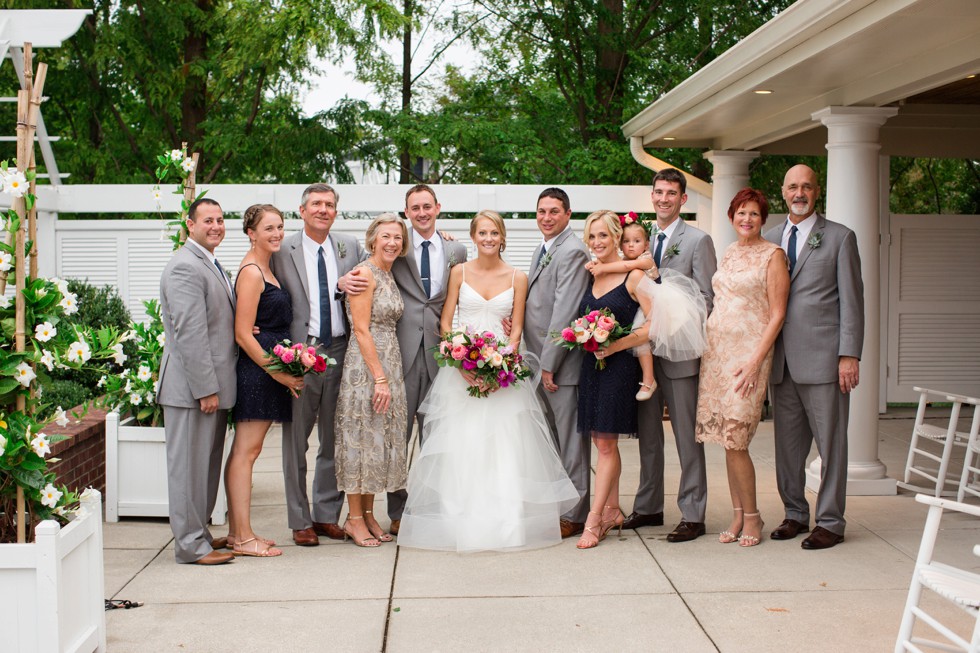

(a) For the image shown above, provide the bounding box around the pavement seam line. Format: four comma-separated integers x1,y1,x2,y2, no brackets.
381,543,401,652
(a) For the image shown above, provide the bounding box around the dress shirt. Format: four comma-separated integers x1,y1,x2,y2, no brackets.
302,231,345,339
540,225,573,254
654,218,681,253
413,230,446,298
186,239,231,295
781,213,818,264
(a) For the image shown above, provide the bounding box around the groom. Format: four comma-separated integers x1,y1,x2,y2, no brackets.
523,188,591,537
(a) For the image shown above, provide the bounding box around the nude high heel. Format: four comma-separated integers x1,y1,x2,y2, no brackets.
600,505,624,539
719,507,743,544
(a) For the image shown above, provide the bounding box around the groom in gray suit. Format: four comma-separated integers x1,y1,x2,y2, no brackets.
523,188,591,536
765,164,864,550
626,168,717,543
158,198,237,565
272,183,365,546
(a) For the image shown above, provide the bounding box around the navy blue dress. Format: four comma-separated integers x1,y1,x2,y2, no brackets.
233,264,293,423
577,277,641,438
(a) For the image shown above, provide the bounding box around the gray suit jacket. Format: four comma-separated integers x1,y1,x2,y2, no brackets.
524,228,592,385
158,243,238,409
655,219,717,379
765,214,864,385
271,230,366,344
392,228,468,378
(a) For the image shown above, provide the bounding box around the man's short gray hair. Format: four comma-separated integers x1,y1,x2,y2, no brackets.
301,183,340,207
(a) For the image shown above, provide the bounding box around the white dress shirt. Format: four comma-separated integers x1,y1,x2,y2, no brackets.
187,238,231,295
781,213,818,264
413,230,445,298
302,231,345,339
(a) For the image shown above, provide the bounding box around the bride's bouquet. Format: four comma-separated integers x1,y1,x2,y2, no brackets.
433,328,532,398
266,340,335,377
551,308,631,369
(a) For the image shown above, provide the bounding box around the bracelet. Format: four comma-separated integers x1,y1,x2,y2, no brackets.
374,377,388,384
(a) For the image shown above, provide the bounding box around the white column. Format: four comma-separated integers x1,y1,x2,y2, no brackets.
702,150,759,260
810,106,898,495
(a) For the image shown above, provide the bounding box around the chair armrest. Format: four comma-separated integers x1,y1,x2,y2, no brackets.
916,493,980,518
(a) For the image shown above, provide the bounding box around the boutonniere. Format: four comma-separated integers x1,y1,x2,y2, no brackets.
447,251,458,268
664,244,680,259
539,251,553,270
807,233,823,250
336,241,348,259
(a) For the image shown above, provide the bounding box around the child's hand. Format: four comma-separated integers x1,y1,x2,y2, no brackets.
587,261,611,277
645,261,660,280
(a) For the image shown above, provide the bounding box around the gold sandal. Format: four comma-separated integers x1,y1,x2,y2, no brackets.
343,516,381,547
233,536,282,557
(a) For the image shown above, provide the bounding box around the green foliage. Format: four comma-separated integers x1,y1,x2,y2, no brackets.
890,158,980,214
41,379,92,413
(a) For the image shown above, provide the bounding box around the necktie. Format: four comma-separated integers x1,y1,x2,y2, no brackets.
788,226,798,275
317,246,332,346
653,233,666,268
536,244,547,269
420,241,431,298
214,259,231,294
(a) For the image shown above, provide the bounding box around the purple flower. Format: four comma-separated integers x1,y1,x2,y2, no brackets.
497,370,515,387
462,359,478,371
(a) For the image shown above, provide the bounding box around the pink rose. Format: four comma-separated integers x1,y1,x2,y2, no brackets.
307,346,317,357
281,350,295,364
300,352,316,368
561,327,576,343
585,312,597,323
451,345,467,361
473,337,485,348
596,315,615,331
273,344,284,356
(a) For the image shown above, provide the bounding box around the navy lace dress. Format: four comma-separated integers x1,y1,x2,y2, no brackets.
577,277,641,438
233,264,293,423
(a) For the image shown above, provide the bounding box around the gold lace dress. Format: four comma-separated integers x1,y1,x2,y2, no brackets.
695,241,782,450
334,261,408,493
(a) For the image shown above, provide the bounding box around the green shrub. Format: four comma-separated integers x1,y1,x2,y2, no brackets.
42,379,92,412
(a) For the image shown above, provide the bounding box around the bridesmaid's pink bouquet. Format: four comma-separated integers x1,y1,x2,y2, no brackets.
551,308,630,369
433,328,532,398
266,340,335,376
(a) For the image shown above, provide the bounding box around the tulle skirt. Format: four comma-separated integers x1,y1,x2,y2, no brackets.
635,269,707,362
398,367,580,553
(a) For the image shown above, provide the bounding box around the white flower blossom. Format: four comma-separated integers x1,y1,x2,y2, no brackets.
137,365,152,382
34,321,56,342
59,292,79,315
97,375,107,388
36,287,47,299
110,343,127,365
151,187,163,204
2,170,28,198
0,251,12,272
40,483,62,508
120,330,136,342
66,339,92,363
14,361,36,387
124,378,133,393
50,277,69,295
53,406,69,427
0,294,9,308
169,149,183,161
146,391,155,403
31,433,51,458
39,349,54,371
157,332,166,346
130,392,142,406
0,433,6,454
180,157,196,172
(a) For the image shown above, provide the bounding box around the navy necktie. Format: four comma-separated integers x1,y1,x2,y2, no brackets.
420,241,432,298
535,244,547,268
317,246,332,346
214,259,230,294
653,233,666,268
788,226,798,275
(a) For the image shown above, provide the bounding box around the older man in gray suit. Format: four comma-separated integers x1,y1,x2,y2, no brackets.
523,187,592,537
158,198,237,565
272,183,365,546
625,168,717,543
765,164,864,550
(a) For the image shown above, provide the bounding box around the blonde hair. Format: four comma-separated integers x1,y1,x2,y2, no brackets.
470,210,507,252
365,212,409,256
582,210,622,248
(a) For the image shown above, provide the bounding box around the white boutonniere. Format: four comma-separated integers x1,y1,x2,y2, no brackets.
539,251,553,270
807,233,823,250
337,241,348,258
447,250,458,268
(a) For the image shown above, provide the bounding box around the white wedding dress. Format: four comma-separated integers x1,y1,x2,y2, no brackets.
397,277,580,553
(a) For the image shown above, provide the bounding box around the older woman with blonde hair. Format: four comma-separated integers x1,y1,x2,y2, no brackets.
334,213,409,547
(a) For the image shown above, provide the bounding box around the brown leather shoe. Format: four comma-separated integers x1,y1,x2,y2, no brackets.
801,526,844,550
622,511,664,529
292,527,319,546
560,519,584,538
211,536,229,550
389,519,400,536
193,550,234,565
770,519,810,540
312,522,345,540
666,521,706,542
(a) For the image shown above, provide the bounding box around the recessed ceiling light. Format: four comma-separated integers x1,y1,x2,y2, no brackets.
968,74,977,79
663,137,676,141
754,89,773,95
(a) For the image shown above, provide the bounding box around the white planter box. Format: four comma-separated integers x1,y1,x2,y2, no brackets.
104,412,231,524
0,490,107,653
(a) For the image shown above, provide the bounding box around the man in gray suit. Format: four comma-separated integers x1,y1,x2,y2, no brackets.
765,164,864,550
271,183,365,546
523,187,592,537
625,168,717,543
158,198,237,565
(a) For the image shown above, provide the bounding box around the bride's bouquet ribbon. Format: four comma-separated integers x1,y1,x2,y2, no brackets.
432,328,533,398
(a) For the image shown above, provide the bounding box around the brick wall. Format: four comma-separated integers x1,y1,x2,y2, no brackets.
46,407,107,496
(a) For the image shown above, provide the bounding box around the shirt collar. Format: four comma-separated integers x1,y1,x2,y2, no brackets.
302,230,331,254
542,225,571,250
413,229,438,249
785,213,818,237
185,237,216,264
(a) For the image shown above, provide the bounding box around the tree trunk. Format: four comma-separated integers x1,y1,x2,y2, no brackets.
398,0,414,184
594,0,626,143
181,0,212,171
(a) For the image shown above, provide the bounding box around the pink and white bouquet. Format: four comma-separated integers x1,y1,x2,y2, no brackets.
551,307,631,369
433,328,532,398
266,340,335,379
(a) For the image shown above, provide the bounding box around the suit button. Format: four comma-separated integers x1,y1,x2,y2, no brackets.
418,327,423,332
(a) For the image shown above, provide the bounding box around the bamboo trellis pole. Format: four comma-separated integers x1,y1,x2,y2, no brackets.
13,90,30,543
179,142,200,245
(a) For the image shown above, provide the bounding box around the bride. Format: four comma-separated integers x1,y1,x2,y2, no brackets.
397,211,579,552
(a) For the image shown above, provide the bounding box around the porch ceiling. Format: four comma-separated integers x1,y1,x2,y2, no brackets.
622,0,980,157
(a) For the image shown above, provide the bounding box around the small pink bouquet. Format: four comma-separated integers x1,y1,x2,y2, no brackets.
266,340,335,378
432,328,532,398
551,307,631,369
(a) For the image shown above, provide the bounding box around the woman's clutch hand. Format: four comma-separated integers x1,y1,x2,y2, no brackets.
270,370,304,397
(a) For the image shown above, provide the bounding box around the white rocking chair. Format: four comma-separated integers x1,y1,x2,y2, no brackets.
899,387,976,498
955,397,980,502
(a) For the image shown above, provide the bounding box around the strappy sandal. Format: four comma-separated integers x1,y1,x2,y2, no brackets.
233,536,283,557
599,505,624,539
576,511,604,549
105,599,143,611
343,515,381,547
364,510,394,542
719,507,743,544
738,512,764,548
227,534,276,549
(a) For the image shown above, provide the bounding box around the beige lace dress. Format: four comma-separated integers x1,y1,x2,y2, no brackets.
695,241,782,450
334,261,408,493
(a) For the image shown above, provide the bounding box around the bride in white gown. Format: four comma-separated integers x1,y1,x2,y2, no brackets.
398,211,579,553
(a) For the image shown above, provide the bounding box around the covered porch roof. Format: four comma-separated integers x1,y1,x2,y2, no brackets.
621,0,980,158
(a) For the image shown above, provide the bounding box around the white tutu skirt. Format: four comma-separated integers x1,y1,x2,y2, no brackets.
398,367,580,553
636,269,707,362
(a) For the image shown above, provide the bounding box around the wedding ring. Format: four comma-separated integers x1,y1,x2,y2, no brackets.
749,383,755,388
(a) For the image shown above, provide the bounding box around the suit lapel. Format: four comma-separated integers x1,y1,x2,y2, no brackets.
405,228,427,296
791,214,824,282
288,232,311,299
529,228,572,289
660,220,685,269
